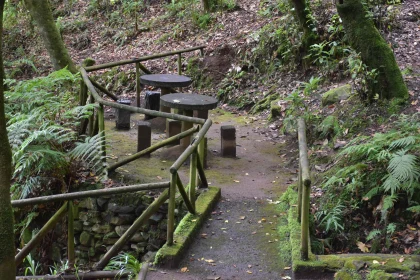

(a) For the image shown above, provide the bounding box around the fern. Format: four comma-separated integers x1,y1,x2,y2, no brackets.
389,136,416,150
407,205,420,213
387,150,419,184
70,134,108,179
366,229,381,241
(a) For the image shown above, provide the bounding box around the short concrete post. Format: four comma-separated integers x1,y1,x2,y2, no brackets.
166,120,181,145
221,125,236,157
137,121,151,157
144,91,160,120
116,99,131,130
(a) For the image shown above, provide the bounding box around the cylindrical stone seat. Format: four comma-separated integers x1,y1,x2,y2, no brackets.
115,99,132,130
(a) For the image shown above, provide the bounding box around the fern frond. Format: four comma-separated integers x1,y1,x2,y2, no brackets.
366,229,381,241
388,150,420,183
389,136,416,150
407,205,420,213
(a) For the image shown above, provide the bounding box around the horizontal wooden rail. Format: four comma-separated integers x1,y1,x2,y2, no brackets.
11,183,169,207
16,270,131,279
80,68,205,125
170,119,212,173
15,203,68,266
85,46,206,72
107,126,199,172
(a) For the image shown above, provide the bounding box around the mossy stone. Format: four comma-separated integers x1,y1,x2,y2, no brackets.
367,270,395,280
269,99,282,120
322,85,352,106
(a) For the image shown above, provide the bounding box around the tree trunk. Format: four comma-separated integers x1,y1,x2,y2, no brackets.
336,0,408,100
289,0,318,50
24,0,77,73
0,1,17,279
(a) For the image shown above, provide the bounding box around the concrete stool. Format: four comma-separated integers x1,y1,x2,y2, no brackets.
221,125,236,157
166,119,181,145
137,121,151,157
144,91,160,120
116,99,131,130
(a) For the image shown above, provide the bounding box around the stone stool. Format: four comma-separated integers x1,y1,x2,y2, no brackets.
221,125,236,157
116,99,131,130
137,121,151,157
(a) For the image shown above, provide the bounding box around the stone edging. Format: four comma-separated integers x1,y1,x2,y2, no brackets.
154,186,221,268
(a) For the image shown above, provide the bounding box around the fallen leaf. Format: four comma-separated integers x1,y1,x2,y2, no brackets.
239,216,246,220
284,266,291,270
205,259,215,263
246,270,252,274
357,241,369,253
282,277,292,280
206,276,221,280
233,180,240,183
372,260,380,264
398,256,405,263
180,267,188,273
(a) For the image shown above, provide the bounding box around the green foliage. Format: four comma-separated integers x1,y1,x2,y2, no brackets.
24,253,40,276
105,252,142,279
191,11,213,29
315,201,345,233
5,69,105,200
282,76,322,134
318,115,341,139
319,113,420,247
247,13,301,72
346,50,379,101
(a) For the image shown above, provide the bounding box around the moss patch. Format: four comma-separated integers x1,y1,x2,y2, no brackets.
154,186,221,267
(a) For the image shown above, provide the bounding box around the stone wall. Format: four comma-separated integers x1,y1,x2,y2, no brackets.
72,191,174,265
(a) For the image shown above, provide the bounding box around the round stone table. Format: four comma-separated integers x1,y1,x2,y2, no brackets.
140,74,192,113
160,93,218,147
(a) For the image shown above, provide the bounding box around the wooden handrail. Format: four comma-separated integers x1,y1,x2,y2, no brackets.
80,67,205,124
85,45,206,72
11,183,169,207
297,118,311,261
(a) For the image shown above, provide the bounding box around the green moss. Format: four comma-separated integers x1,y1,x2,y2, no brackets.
366,270,395,280
337,0,408,100
154,187,221,267
321,84,352,106
269,99,282,121
334,269,362,280
250,93,278,114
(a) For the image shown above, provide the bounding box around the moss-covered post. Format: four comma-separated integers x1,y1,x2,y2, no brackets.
23,0,77,73
298,118,311,261
336,0,408,100
167,173,177,245
98,104,106,161
0,1,16,278
67,201,75,267
297,162,302,222
189,151,197,211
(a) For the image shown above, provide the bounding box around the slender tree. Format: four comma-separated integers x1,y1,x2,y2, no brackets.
336,0,408,100
0,0,17,278
24,0,77,73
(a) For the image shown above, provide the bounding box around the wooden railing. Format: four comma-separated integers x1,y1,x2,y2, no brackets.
297,118,312,261
13,47,211,279
83,45,205,107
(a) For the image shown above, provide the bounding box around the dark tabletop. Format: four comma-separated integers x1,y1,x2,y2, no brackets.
140,74,192,88
160,93,218,111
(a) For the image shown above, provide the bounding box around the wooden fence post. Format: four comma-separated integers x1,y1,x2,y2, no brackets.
67,201,75,267
298,118,311,261
167,173,177,245
136,62,141,107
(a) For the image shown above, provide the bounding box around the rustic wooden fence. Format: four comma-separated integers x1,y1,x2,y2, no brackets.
13,46,210,279
297,118,312,261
